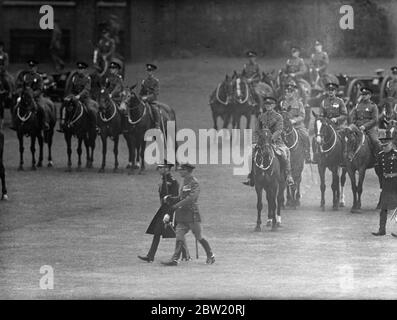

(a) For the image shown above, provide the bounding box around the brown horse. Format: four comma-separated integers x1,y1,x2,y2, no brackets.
253,129,285,231
97,87,122,172
340,124,382,213
120,86,177,174
62,96,96,171
0,130,7,200
280,110,305,209
230,71,253,129
209,74,233,130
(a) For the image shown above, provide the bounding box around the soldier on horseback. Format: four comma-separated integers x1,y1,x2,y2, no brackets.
243,96,294,186
309,40,329,90
279,82,312,163
105,59,124,103
349,87,382,159
385,66,397,99
241,50,262,108
139,63,161,129
312,82,347,164
0,41,12,86
285,46,307,81
59,61,98,133
12,60,48,131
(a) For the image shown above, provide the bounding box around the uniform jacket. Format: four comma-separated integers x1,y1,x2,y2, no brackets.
286,57,307,77
16,70,43,97
319,96,347,127
386,78,397,98
169,175,201,224
146,173,180,237
254,109,284,145
280,97,305,129
139,75,159,102
242,62,260,84
310,51,329,73
70,73,91,101
376,148,397,210
350,100,378,131
105,73,124,102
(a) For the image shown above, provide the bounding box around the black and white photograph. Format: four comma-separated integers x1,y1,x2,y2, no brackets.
1,0,397,304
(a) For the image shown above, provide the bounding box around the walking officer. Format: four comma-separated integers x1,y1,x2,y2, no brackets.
138,163,191,262
161,163,215,266
372,128,397,238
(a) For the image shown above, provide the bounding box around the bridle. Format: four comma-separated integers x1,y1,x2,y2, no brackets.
65,99,84,127
283,126,298,150
234,77,249,104
99,91,118,122
215,82,228,105
315,119,337,154
124,93,147,125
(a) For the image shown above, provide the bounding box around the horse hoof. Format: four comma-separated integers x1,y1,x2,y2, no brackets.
266,220,272,227
47,162,53,168
133,164,140,170
254,225,261,232
126,163,132,169
1,194,8,201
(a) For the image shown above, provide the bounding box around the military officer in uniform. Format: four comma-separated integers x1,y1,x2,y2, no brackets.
312,82,348,163
279,82,312,163
13,60,48,131
241,50,262,108
0,41,11,82
243,96,295,186
385,66,397,99
285,47,307,80
349,87,381,159
161,163,215,266
139,63,161,129
59,62,98,132
309,40,329,89
372,128,397,237
104,59,124,104
138,163,191,262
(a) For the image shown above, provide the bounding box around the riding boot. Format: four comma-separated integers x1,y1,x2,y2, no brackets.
151,105,161,129
57,106,65,133
372,209,387,236
281,152,294,186
243,153,255,186
199,238,215,264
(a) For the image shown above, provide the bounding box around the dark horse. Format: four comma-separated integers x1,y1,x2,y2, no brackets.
97,88,122,172
340,124,382,213
0,130,7,200
230,71,253,129
280,110,305,209
253,129,286,231
209,74,232,130
62,96,96,171
14,89,55,170
120,86,177,174
312,112,345,210
0,72,14,130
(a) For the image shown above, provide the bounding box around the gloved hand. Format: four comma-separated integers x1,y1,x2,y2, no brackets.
331,118,338,124
163,214,170,223
359,125,365,131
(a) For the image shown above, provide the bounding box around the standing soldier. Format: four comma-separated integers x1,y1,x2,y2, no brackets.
312,82,347,164
349,87,382,159
279,82,312,163
309,40,329,89
241,50,262,108
243,96,295,186
140,63,161,129
138,163,191,262
372,128,397,238
161,163,215,266
59,62,98,133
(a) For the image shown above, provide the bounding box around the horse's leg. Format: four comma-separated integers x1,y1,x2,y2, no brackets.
0,162,6,199
340,167,347,207
17,131,24,171
271,185,279,231
296,175,301,207
99,134,106,173
139,139,146,173
255,183,263,231
90,130,96,167
113,135,119,172
286,185,292,207
77,137,83,170
47,128,54,167
277,182,284,226
331,167,340,210
318,164,326,210
128,136,136,175
266,189,273,227
212,110,218,130
123,133,132,168
356,167,366,211
37,132,43,167
30,135,36,170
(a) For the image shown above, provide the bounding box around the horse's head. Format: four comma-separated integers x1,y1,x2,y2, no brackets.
262,70,277,86
98,87,113,112
342,124,362,161
18,88,35,112
119,84,140,111
312,111,334,147
379,98,396,123
231,70,249,104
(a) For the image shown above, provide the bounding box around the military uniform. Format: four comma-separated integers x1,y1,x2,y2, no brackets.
310,51,329,77
318,95,348,128
242,60,262,107
349,94,381,156
286,56,307,79
162,164,215,266
139,166,190,262
105,73,124,104
140,65,161,128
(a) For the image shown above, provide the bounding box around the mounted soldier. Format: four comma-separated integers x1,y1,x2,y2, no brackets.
285,46,307,82
279,82,312,163
385,66,397,99
243,96,294,187
12,60,48,131
59,61,98,133
241,50,263,108
104,59,124,104
312,82,348,164
0,41,12,86
349,87,381,160
309,40,329,90
139,63,161,129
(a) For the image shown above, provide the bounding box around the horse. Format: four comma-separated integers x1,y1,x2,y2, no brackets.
312,112,345,210
0,130,7,200
280,110,305,209
253,129,285,231
378,97,397,129
340,124,382,213
97,87,122,172
229,71,253,129
62,96,96,171
209,74,233,130
120,86,177,173
0,72,14,129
